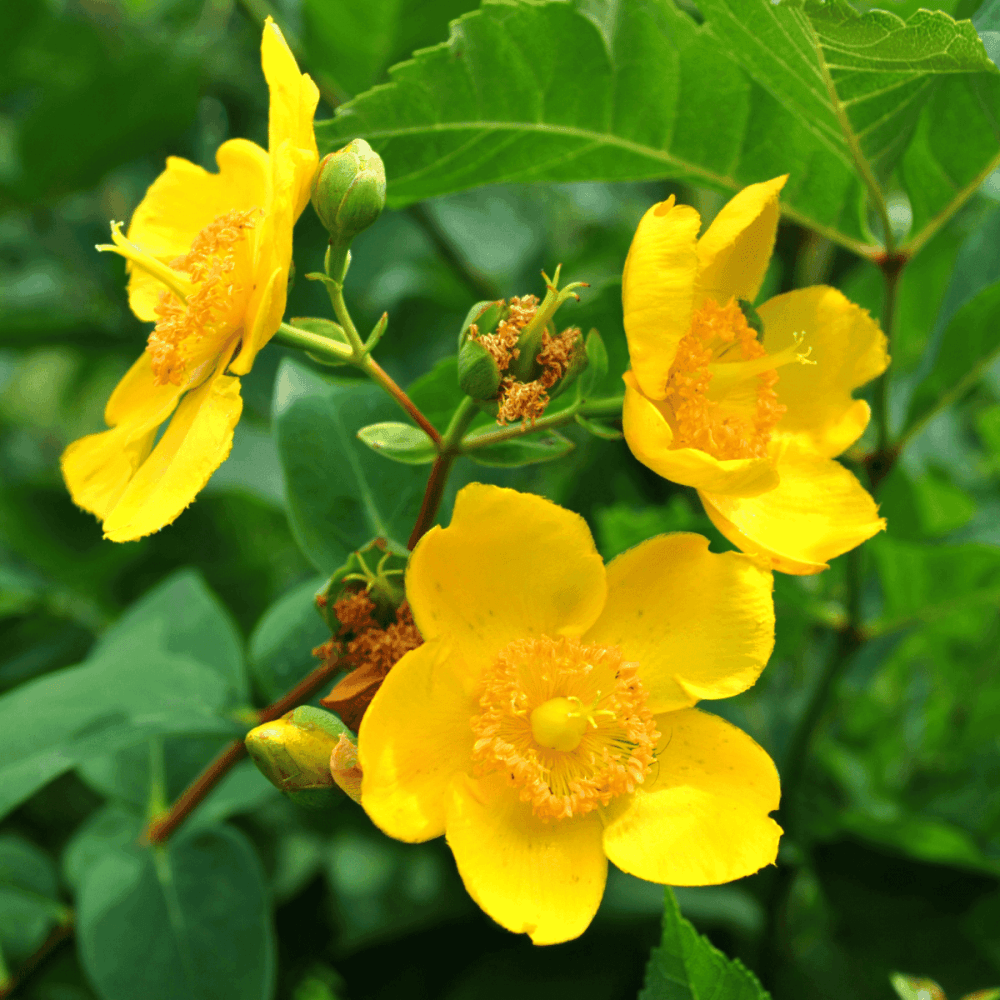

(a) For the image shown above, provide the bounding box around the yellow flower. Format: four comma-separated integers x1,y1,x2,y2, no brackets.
61,19,319,542
358,483,781,945
621,177,889,574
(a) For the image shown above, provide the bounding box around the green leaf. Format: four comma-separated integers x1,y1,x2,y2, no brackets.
704,0,998,241
464,430,575,467
639,886,769,999
94,569,246,702
63,805,143,894
406,357,470,433
0,834,66,960
317,0,999,255
878,465,977,540
248,576,330,704
903,279,1000,440
317,0,868,250
357,421,438,464
274,361,426,572
77,824,274,1000
303,0,478,99
0,648,236,819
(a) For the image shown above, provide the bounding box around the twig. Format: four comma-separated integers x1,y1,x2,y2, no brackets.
0,922,74,1000
144,656,343,844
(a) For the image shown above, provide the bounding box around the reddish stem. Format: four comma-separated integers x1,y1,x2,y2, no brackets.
144,655,342,845
364,356,441,446
407,453,456,550
0,922,74,1000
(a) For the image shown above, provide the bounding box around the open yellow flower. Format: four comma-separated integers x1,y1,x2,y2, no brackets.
622,176,889,574
358,483,781,945
61,19,318,542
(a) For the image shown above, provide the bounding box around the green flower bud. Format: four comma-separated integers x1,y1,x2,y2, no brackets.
458,337,503,400
311,139,386,243
245,705,352,807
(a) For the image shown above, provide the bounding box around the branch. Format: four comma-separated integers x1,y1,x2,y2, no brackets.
0,922,74,1000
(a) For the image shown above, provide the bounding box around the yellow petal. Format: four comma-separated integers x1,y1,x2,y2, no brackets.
62,353,184,519
699,444,885,575
446,772,607,945
100,344,243,541
358,640,477,842
230,265,283,376
696,176,786,306
622,373,779,496
125,140,270,323
584,534,774,713
621,197,701,399
602,708,781,885
759,286,888,457
262,17,320,218
406,484,606,690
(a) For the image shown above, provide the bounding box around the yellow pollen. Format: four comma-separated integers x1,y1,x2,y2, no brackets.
104,210,259,387
663,297,812,460
471,636,659,820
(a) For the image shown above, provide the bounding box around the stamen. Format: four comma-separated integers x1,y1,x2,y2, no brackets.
663,296,799,460
471,636,658,821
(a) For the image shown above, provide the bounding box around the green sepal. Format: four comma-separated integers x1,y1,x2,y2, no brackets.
311,138,386,242
458,337,503,400
465,431,574,467
316,539,408,632
458,299,505,347
575,329,609,402
548,339,589,400
365,312,388,352
356,421,437,464
575,413,623,440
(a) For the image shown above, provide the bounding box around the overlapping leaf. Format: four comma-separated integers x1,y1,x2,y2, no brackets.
315,0,1000,256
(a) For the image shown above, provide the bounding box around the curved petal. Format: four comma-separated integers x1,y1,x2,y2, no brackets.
230,265,283,376
759,286,889,457
62,353,185,520
446,772,607,945
406,484,606,688
358,640,477,843
623,374,779,496
622,197,701,400
100,342,243,541
584,534,774,713
602,709,781,886
262,17,320,217
696,176,786,307
126,140,271,322
699,445,885,575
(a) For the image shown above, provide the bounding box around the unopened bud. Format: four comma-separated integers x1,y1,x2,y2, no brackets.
330,733,362,803
246,705,352,807
311,139,386,243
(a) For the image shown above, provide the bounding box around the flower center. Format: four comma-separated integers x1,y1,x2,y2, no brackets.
662,296,814,460
471,636,659,820
101,209,259,386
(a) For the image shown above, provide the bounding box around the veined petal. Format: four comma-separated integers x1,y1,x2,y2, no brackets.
696,176,786,307
584,534,774,713
699,444,885,575
406,484,606,691
622,197,701,400
100,342,243,542
262,17,319,218
602,709,781,886
759,286,888,457
125,139,270,322
62,353,184,519
623,374,779,496
446,772,607,945
359,640,477,843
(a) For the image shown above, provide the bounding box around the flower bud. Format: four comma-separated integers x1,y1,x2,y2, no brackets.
311,139,386,243
245,705,353,807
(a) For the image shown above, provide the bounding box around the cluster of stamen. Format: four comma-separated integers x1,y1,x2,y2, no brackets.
496,327,581,425
470,295,537,370
664,297,791,460
147,209,258,385
471,636,658,820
